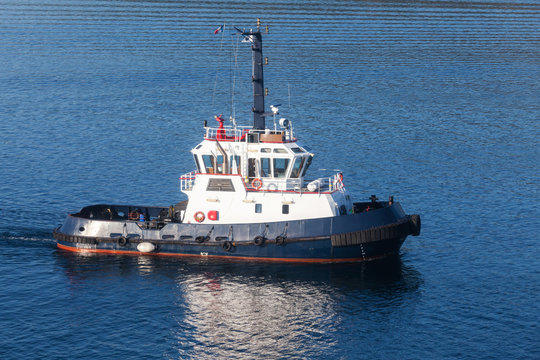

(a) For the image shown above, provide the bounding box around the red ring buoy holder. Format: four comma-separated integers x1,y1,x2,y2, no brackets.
251,178,263,190
194,211,205,223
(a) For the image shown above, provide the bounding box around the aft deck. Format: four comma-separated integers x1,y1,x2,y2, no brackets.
70,201,189,228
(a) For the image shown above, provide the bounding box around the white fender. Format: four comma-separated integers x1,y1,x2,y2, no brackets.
137,242,155,253
307,179,322,192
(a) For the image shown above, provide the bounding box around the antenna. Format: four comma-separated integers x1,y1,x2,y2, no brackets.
230,33,240,123
270,104,280,131
288,83,291,110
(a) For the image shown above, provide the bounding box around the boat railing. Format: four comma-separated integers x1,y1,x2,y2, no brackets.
179,171,197,191
245,177,302,192
72,204,169,222
246,173,344,193
304,172,345,193
205,126,251,142
287,178,302,191
179,171,344,193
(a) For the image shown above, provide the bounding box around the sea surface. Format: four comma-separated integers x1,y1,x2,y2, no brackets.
0,0,539,359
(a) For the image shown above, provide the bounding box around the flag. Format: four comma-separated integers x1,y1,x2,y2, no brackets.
213,24,224,34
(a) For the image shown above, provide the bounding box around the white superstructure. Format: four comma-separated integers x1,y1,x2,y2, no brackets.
179,118,353,224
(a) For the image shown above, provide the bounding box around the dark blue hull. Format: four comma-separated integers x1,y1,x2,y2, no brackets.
53,202,418,263
56,236,405,263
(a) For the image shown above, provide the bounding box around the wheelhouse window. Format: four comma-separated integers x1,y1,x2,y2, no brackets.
193,155,201,172
291,147,304,153
216,155,224,174
202,155,215,173
290,157,305,178
260,158,272,177
248,133,259,143
273,158,290,178
301,155,313,177
273,148,288,154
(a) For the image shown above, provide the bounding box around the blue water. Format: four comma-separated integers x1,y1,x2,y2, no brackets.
1,0,539,358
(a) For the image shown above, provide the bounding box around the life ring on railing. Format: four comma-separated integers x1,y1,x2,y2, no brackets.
128,212,139,220
194,211,205,223
338,172,343,183
251,178,263,190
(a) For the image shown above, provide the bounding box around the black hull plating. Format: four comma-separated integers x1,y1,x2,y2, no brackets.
53,203,419,263
55,236,406,263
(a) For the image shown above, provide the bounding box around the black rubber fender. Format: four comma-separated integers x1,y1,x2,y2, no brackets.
117,236,128,246
222,240,233,252
275,235,286,246
195,235,209,243
409,214,421,236
254,235,265,246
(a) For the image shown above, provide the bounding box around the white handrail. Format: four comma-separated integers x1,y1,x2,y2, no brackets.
205,126,251,141
179,171,197,191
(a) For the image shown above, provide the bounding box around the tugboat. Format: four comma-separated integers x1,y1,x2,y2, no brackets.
53,21,421,263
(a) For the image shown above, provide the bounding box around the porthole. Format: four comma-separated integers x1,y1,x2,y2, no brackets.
79,226,85,232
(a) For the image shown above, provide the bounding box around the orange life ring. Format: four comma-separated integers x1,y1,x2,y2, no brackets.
338,173,343,183
194,211,205,223
251,178,263,190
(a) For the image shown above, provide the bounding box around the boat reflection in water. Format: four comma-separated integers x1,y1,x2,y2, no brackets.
55,251,422,358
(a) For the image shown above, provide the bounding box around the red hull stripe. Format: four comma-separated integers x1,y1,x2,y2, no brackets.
57,243,385,263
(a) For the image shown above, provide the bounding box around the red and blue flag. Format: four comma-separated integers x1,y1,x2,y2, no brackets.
213,24,224,34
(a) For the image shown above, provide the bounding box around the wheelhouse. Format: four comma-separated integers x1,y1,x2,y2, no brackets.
190,126,314,191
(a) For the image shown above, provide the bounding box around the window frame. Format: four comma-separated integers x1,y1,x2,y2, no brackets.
273,158,290,179
290,156,305,178
260,157,272,178
202,154,215,174
193,155,202,172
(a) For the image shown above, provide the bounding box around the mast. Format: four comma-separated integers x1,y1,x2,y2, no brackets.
238,20,265,130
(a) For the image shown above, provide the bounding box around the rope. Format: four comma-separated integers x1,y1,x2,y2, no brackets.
212,24,226,109
230,33,240,121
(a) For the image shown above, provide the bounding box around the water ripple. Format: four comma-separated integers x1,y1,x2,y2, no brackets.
0,0,539,359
